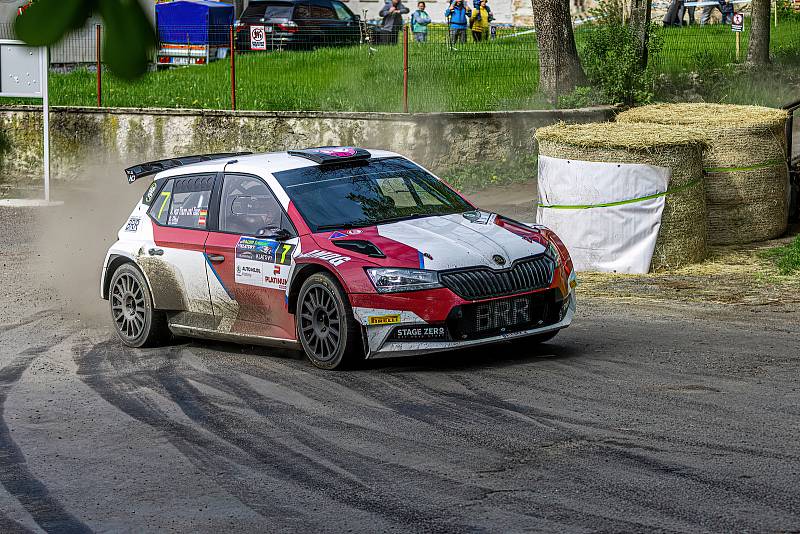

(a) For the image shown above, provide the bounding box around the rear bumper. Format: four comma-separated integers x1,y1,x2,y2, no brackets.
355,291,576,359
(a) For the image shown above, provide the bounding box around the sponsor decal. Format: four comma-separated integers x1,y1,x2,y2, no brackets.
368,314,401,325
124,217,141,232
391,325,447,341
347,229,363,235
318,147,357,157
143,182,158,204
329,231,348,239
299,249,351,266
234,236,295,289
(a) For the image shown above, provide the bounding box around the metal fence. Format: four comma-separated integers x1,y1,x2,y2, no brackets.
0,18,798,112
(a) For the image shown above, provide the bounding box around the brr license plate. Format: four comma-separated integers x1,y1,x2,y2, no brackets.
475,296,530,333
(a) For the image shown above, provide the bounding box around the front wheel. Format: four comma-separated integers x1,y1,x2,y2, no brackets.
296,273,362,370
109,263,170,348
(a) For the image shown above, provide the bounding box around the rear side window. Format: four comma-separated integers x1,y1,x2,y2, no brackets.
148,175,215,230
242,2,293,21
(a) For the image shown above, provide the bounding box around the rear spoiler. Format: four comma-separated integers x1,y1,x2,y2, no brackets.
125,152,252,183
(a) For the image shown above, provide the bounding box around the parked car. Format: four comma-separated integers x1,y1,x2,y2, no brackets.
102,148,577,369
235,0,362,51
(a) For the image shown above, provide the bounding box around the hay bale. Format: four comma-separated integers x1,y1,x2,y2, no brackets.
535,122,708,271
616,103,789,245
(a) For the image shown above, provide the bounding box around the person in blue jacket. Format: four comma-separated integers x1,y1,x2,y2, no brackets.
411,1,432,42
445,0,471,44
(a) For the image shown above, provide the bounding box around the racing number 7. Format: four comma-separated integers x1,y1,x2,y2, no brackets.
278,243,292,264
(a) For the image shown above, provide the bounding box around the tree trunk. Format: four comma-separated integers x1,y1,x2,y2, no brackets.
747,0,771,65
532,0,586,101
629,0,652,68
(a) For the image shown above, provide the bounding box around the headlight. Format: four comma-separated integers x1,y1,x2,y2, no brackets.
546,242,561,267
366,268,441,293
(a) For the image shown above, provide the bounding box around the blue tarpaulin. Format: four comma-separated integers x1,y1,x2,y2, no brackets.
156,1,235,45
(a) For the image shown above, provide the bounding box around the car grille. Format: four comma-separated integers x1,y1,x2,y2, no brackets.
439,254,555,300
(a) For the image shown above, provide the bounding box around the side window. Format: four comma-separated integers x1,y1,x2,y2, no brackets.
331,1,353,20
149,179,174,225
148,175,214,229
310,4,338,19
219,174,286,235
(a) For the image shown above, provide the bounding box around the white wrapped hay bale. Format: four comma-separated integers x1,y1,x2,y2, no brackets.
535,122,708,273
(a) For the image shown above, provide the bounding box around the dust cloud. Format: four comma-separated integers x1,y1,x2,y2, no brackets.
31,160,151,327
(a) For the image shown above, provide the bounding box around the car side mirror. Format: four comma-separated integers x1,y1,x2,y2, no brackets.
256,226,292,241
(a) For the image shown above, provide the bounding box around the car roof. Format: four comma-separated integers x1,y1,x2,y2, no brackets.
152,148,403,181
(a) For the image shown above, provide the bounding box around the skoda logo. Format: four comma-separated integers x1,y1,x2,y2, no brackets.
492,255,506,266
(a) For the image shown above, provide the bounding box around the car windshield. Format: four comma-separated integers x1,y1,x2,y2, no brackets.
273,157,473,232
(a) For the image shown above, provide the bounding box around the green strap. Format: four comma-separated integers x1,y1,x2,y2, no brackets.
537,178,702,210
704,159,783,173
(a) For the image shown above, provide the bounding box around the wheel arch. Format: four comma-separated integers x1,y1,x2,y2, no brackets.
287,262,346,314
102,255,156,305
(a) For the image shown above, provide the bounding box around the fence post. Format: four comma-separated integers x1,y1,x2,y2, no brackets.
230,25,237,111
96,24,101,107
402,24,409,113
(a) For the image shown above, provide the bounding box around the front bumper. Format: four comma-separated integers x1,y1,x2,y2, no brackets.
354,290,576,359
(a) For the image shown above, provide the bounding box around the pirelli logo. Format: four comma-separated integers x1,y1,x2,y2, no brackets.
368,314,401,326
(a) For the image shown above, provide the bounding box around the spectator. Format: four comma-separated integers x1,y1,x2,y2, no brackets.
445,0,471,44
701,0,733,25
411,1,432,42
470,0,492,42
663,0,682,26
678,2,696,25
379,0,410,44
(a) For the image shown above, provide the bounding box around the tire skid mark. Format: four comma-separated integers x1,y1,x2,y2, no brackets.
0,310,58,336
191,358,680,533
0,340,93,534
0,513,35,534
152,352,472,531
75,341,458,532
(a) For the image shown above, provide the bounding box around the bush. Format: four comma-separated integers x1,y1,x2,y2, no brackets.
579,2,663,105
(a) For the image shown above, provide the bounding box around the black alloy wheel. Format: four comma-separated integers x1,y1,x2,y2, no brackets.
109,263,170,348
296,273,361,369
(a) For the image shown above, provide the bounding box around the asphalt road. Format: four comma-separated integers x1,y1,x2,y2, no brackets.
1,201,800,533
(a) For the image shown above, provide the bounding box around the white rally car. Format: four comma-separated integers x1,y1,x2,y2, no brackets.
101,147,577,369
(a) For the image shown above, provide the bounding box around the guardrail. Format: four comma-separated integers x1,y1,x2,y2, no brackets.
785,98,800,222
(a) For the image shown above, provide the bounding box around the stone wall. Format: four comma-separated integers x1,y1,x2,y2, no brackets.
0,106,615,185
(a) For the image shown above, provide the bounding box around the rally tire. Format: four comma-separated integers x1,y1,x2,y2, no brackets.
109,263,170,348
296,273,362,370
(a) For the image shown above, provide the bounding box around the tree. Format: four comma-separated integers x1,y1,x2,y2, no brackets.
628,0,652,68
531,0,586,100
747,0,771,65
15,0,156,80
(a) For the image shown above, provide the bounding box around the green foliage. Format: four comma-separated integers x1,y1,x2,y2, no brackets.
14,0,155,80
777,0,800,22
439,154,538,194
579,3,663,105
760,235,800,275
557,86,601,108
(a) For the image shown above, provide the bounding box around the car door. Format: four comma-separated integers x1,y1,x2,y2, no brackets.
145,173,216,328
204,173,299,340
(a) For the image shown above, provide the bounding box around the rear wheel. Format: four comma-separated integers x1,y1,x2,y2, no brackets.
109,263,170,348
296,273,362,370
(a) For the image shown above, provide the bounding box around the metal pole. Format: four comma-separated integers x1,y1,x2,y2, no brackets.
96,24,102,107
402,24,409,113
230,25,237,111
42,46,50,202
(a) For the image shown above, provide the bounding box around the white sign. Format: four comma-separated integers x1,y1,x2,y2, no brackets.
250,26,267,50
0,40,51,202
732,12,744,32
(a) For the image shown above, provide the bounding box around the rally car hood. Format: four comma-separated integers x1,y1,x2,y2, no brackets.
376,211,547,271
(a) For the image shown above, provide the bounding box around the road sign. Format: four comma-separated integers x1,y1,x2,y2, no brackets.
250,26,266,50
0,40,52,203
732,12,744,32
